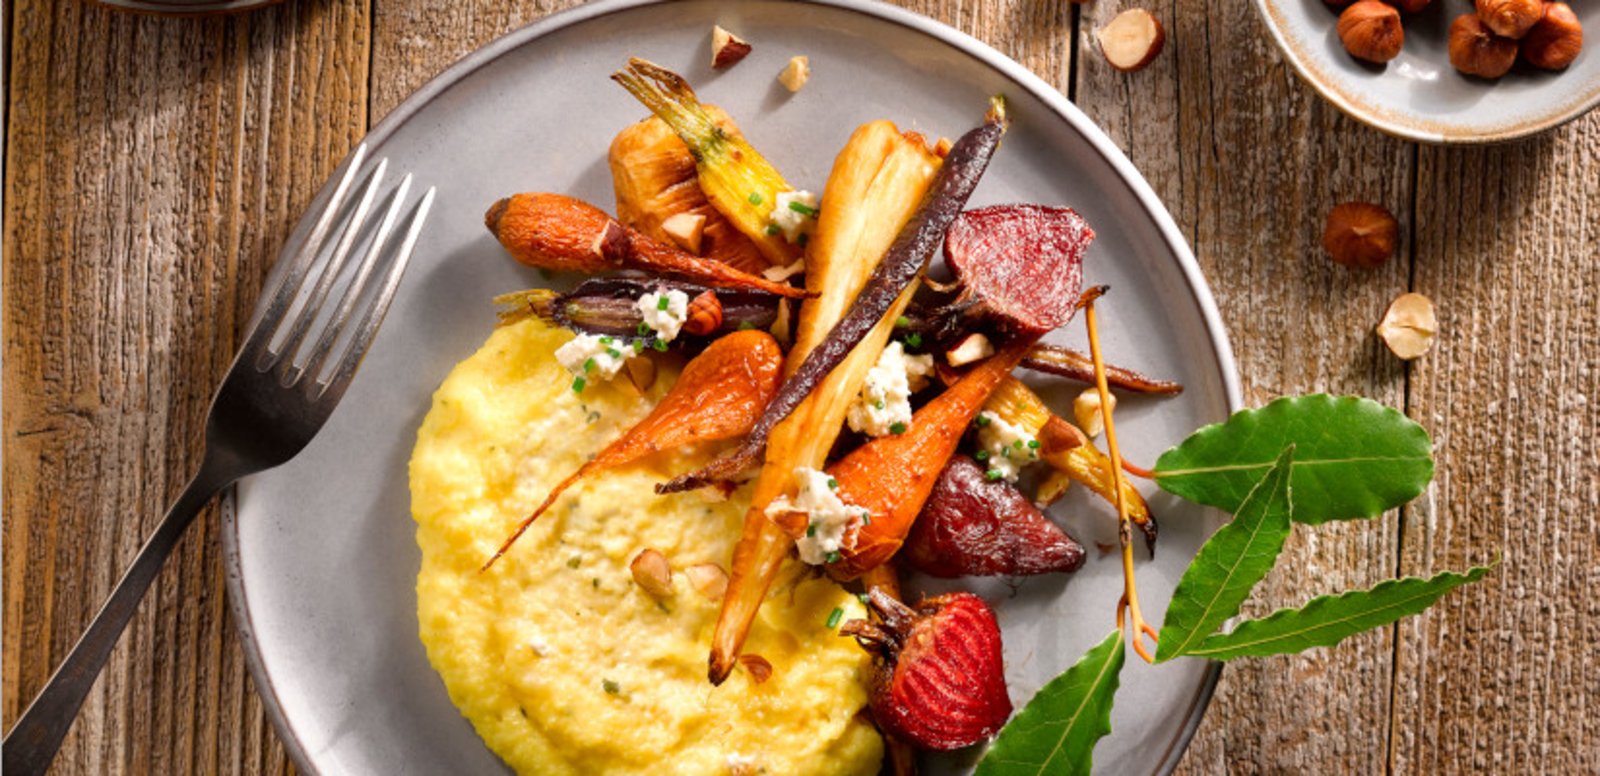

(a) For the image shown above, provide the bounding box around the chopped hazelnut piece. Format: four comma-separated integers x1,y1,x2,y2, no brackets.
711,25,753,69
629,549,674,598
1073,389,1116,439
778,56,810,92
1377,292,1438,360
661,212,707,255
946,333,995,367
685,563,729,600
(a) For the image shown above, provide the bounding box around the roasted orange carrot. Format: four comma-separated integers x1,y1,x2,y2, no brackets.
484,192,808,299
483,329,783,569
824,336,1037,581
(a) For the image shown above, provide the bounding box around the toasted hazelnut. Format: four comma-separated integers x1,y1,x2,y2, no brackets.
1324,0,1356,7
711,25,753,69
1476,0,1542,39
1392,0,1432,13
685,563,729,600
1034,469,1074,508
622,354,656,394
737,654,773,684
1338,1,1404,63
630,549,674,598
682,290,723,337
1376,292,1437,360
778,56,810,92
1323,202,1399,269
1097,9,1166,71
1521,3,1583,70
1449,13,1520,78
946,333,995,367
1073,389,1116,439
660,212,706,255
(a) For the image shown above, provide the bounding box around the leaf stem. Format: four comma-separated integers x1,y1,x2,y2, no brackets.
1085,299,1157,664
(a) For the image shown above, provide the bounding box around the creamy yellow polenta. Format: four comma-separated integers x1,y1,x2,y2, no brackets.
410,319,883,776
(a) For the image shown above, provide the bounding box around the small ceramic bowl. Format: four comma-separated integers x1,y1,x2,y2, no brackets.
1254,0,1600,143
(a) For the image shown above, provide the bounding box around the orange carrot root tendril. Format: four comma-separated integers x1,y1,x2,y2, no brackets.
1086,299,1158,664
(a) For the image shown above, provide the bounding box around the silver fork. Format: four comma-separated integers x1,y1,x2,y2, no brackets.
1,144,435,776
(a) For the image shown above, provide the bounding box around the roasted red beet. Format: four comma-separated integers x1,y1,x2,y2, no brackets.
905,455,1086,578
943,204,1092,337
842,590,1012,750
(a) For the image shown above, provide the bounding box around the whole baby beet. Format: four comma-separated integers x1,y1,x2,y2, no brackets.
904,455,1086,577
842,590,1013,750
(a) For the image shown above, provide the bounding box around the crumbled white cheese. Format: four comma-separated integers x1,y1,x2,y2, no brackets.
847,341,933,437
770,190,818,244
526,635,553,658
976,410,1040,482
637,288,690,342
554,333,629,382
765,467,869,565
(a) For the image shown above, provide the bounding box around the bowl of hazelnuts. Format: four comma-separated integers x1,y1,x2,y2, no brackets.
1253,0,1596,142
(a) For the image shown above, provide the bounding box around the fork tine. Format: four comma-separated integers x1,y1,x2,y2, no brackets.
242,144,370,363
294,173,414,386
265,157,391,377
318,184,436,399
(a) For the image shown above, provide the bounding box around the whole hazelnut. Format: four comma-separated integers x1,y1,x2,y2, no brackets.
1450,13,1520,78
1392,0,1433,13
1476,0,1542,40
1338,1,1405,63
1521,3,1584,70
1323,202,1398,269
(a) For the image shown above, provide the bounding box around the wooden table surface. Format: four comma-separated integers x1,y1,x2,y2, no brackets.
5,0,1597,773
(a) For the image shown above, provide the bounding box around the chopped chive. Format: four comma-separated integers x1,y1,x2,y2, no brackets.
1028,439,1042,449
638,322,652,336
857,593,870,606
827,477,839,490
976,415,992,428
765,223,782,236
860,512,872,525
583,357,596,373
905,333,923,348
797,232,809,248
738,320,755,331
874,400,886,410
895,315,911,328
976,450,991,461
889,421,907,435
567,556,582,569
607,348,623,359
1003,447,1012,458
787,200,818,217
807,521,818,538
656,295,670,311
632,340,645,353
592,578,600,588
1013,439,1025,449
571,376,587,393
602,679,621,694
826,606,844,628
825,550,841,564
599,336,613,345
986,469,1004,482
653,339,669,352
748,192,763,205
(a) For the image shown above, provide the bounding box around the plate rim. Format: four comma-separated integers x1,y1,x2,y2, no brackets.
1250,0,1600,145
221,1,1243,773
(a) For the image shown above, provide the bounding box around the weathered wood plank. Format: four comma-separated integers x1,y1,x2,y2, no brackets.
1396,114,1600,775
1,1,370,774
1073,3,1415,773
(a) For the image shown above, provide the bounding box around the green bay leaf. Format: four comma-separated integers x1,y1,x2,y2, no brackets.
1186,561,1494,660
1156,446,1295,662
1152,394,1432,524
975,628,1125,776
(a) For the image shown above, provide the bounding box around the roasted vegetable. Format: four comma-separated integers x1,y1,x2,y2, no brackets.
662,98,1010,495
858,564,918,776
704,120,944,685
482,330,783,568
904,455,1086,577
484,192,807,298
494,277,779,343
825,337,1037,581
982,374,1158,552
1022,341,1183,394
609,111,770,274
612,59,803,267
937,204,1091,337
842,590,1012,751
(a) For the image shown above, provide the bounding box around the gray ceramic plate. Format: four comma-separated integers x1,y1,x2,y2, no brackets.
223,1,1242,773
1254,0,1600,143
87,0,280,15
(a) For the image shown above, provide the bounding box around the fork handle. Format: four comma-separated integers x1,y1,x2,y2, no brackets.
2,453,234,776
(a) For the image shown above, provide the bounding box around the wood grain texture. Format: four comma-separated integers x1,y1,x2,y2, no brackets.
4,0,1598,774
1,1,369,774
1396,116,1600,775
